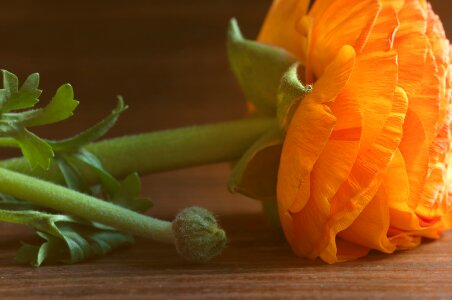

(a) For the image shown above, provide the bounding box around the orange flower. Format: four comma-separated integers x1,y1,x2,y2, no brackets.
259,0,452,263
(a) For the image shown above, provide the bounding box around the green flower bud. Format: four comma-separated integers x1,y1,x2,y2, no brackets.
172,207,227,263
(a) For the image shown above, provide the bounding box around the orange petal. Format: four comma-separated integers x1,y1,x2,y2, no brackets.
426,3,451,134
386,149,424,231
335,238,370,263
358,2,399,54
277,46,356,246
378,149,444,242
350,50,398,154
399,110,429,209
319,86,408,263
288,74,363,258
395,0,440,144
306,0,381,80
388,231,422,250
418,123,451,218
257,0,310,59
339,186,396,254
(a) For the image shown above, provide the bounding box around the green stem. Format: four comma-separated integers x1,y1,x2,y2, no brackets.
0,137,18,147
0,167,174,243
0,117,275,184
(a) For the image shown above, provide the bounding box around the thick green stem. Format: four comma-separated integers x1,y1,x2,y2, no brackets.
0,137,17,147
0,117,275,184
0,167,174,243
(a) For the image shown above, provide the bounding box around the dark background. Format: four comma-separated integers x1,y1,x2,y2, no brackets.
0,0,450,143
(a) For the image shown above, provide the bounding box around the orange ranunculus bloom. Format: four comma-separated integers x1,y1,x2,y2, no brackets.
259,0,452,263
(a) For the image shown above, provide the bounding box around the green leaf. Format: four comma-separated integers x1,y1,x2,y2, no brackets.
54,149,151,212
0,193,39,211
227,19,297,115
70,150,120,195
0,209,134,266
0,122,54,169
54,156,89,192
277,63,312,130
112,173,152,212
72,150,151,212
2,70,19,93
0,70,19,110
13,128,54,169
24,83,79,127
0,70,42,112
228,127,283,201
49,98,127,152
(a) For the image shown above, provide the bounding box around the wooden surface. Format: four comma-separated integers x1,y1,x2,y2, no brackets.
0,165,451,299
0,1,452,299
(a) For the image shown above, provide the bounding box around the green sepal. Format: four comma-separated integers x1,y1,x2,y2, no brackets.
227,19,297,115
228,126,283,202
261,198,282,233
277,63,312,131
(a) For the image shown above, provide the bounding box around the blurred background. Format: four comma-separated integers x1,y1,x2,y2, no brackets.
1,0,450,140
0,0,451,215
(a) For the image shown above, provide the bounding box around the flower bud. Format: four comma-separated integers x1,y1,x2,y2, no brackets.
172,207,227,263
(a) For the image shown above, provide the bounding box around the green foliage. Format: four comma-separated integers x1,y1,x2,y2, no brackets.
56,150,152,212
0,70,151,266
277,63,312,130
0,209,133,266
49,98,126,152
0,70,78,169
228,127,283,202
0,71,41,112
227,19,297,116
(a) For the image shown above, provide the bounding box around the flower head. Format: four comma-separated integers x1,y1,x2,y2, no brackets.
259,0,451,263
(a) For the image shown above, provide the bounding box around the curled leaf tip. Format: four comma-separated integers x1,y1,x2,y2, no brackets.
172,206,227,263
277,63,312,130
228,18,243,42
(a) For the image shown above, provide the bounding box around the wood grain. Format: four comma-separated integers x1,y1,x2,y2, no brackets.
0,164,451,299
0,1,451,299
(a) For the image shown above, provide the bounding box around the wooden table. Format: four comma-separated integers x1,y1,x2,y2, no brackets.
0,1,451,299
0,164,451,299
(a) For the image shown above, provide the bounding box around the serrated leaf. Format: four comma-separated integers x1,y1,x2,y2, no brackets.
0,70,19,110
0,209,134,266
227,19,297,115
0,71,42,112
2,70,18,93
72,150,151,212
24,83,79,127
228,127,283,201
49,98,127,152
13,128,54,169
277,63,312,130
112,173,152,212
69,150,120,196
53,149,151,212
